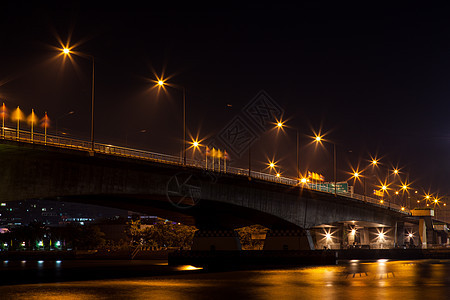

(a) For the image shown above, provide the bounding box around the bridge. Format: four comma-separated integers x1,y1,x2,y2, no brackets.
0,127,447,250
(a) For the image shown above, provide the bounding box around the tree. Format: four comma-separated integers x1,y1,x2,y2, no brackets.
235,225,268,250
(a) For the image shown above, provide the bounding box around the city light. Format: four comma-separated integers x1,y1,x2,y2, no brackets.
372,159,378,165
376,230,386,242
267,160,278,171
276,173,281,177
158,80,164,86
62,48,70,54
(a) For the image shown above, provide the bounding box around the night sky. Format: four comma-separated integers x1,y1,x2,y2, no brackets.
1,2,449,196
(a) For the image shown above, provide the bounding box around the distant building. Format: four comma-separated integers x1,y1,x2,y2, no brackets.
0,199,129,227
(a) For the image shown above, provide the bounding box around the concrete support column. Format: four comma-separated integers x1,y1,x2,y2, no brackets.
425,217,435,246
338,224,345,249
263,229,315,250
394,221,405,248
360,228,370,246
191,229,242,251
418,219,427,249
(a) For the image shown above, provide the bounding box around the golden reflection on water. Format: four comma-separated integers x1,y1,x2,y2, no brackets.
1,260,450,299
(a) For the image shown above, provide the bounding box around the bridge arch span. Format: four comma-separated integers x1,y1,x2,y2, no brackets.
0,140,404,231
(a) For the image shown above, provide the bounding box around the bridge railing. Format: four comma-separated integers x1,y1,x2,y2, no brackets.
0,126,411,215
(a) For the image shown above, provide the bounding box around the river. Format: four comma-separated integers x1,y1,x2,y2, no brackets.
1,259,449,299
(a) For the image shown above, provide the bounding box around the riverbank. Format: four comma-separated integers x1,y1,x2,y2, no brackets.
0,249,171,260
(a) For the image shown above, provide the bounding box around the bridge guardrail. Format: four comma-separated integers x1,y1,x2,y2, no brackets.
0,126,411,215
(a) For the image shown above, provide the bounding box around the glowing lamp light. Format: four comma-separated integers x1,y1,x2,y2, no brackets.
425,195,430,200
325,233,332,240
277,122,283,128
408,233,413,238
62,48,70,54
372,159,378,165
157,80,164,86
353,172,359,178
276,173,281,177
377,232,385,240
315,136,322,142
382,185,387,191
434,199,438,203
269,162,275,169
300,178,307,183
380,200,384,204
192,141,199,148
401,207,405,211
395,191,399,195
402,185,407,190
351,229,356,235
393,169,399,174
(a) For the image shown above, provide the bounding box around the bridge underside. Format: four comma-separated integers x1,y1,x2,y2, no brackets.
56,194,299,230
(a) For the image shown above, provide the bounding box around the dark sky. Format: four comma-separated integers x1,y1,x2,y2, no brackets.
1,2,449,196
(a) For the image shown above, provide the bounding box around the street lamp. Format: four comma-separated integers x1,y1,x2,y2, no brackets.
351,157,379,202
400,183,410,209
156,79,187,166
61,48,95,152
363,158,379,202
274,120,300,179
189,138,208,169
314,134,337,196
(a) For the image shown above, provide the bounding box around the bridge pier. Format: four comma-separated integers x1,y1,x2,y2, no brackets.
191,229,242,251
263,229,315,250
360,228,370,247
394,221,405,248
418,217,436,248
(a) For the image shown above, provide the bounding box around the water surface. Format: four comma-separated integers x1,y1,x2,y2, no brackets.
1,259,449,299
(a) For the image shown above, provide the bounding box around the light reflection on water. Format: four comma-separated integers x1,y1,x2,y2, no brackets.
1,260,450,299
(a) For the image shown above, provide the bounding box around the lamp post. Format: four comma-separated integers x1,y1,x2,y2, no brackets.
157,80,186,166
275,121,300,179
61,48,95,152
361,158,379,202
384,167,400,207
314,135,337,196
